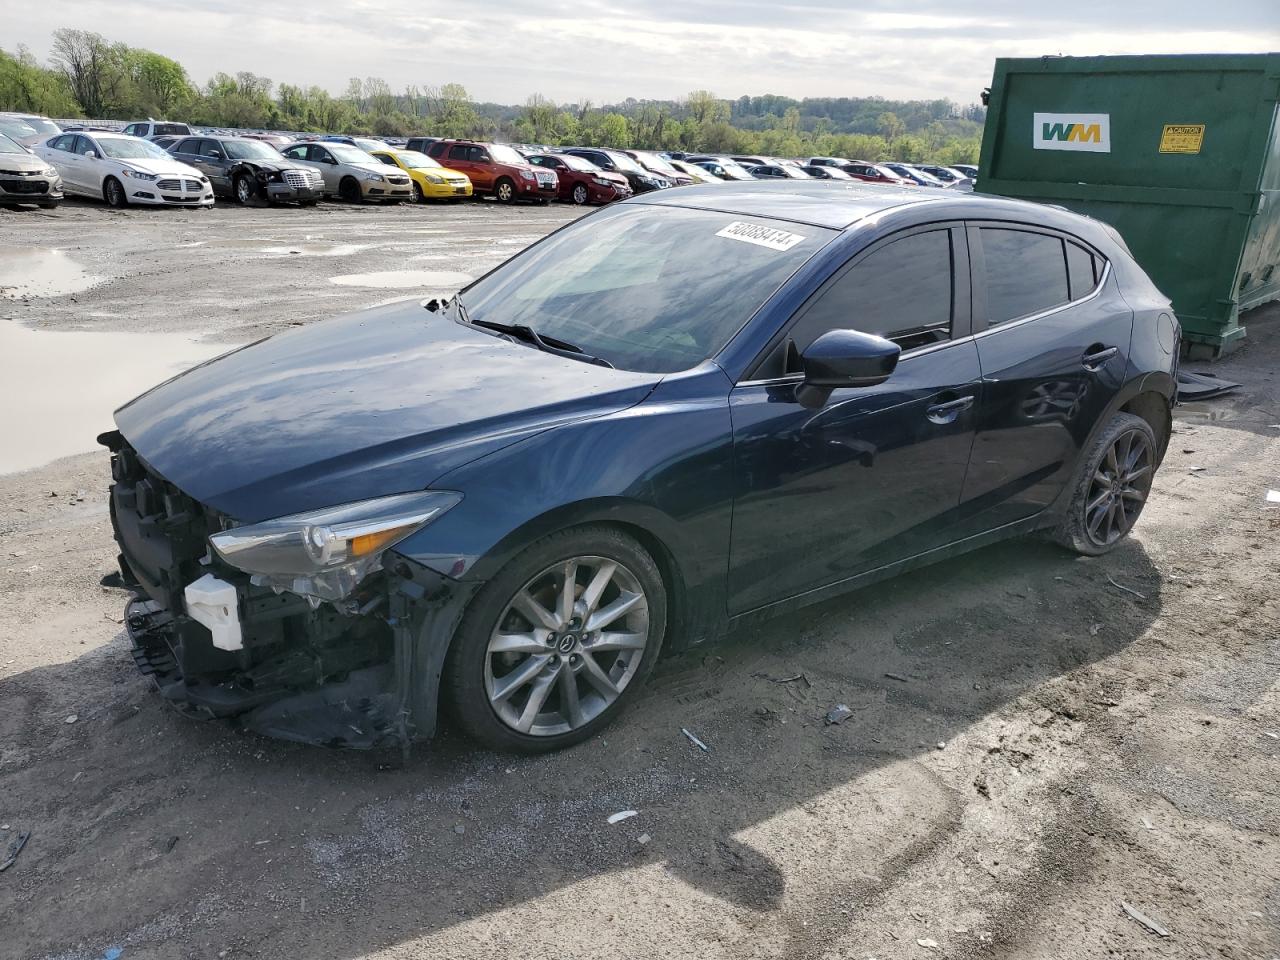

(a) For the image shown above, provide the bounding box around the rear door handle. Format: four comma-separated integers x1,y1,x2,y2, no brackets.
1082,345,1118,371
926,394,975,424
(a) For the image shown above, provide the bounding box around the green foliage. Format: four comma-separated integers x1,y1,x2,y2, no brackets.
5,30,986,166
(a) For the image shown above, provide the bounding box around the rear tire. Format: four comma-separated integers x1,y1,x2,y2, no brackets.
494,177,516,203
1051,412,1157,556
443,525,667,753
103,177,127,208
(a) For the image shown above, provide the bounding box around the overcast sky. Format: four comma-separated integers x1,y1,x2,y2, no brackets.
12,1,1280,106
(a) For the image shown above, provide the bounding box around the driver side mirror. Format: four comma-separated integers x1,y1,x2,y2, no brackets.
84,150,97,159
796,329,900,409
209,151,224,160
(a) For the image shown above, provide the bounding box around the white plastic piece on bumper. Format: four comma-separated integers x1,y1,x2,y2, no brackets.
184,573,244,651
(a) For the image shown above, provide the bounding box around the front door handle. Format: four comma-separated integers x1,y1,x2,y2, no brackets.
1082,345,1118,371
926,394,975,424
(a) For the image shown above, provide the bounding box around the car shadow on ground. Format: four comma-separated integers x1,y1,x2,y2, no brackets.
2,535,1164,958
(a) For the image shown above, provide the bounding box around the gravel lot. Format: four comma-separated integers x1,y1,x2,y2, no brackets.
1,199,1278,960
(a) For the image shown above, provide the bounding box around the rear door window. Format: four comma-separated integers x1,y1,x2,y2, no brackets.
979,228,1070,326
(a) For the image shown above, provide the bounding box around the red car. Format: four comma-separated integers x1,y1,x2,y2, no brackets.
839,161,915,186
426,139,558,203
526,153,632,205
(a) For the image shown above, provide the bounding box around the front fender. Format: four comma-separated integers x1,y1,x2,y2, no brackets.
393,366,736,645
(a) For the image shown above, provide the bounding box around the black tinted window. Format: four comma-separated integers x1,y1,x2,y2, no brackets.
448,145,468,161
981,229,1069,325
175,138,199,154
1066,241,1100,299
789,230,954,354
199,140,223,158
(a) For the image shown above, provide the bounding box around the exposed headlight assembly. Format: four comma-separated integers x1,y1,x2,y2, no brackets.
209,491,461,602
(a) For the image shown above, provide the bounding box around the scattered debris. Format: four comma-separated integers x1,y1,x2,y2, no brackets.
637,833,651,845
63,714,77,725
1266,490,1280,504
1141,817,1155,830
825,704,854,725
1175,370,1240,400
165,835,179,852
1121,900,1171,937
99,949,123,960
0,831,30,872
1264,731,1279,741
453,824,466,835
936,741,946,750
754,672,811,686
1089,622,1102,636
1106,576,1146,601
917,938,939,949
885,672,909,682
681,728,710,752
1189,465,1206,473
607,810,638,825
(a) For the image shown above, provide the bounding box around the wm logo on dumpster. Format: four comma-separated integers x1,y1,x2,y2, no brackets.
1033,112,1111,153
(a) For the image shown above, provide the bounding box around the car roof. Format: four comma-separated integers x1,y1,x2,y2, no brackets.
627,181,1092,233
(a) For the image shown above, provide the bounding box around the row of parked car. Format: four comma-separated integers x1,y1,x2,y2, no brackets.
0,111,978,211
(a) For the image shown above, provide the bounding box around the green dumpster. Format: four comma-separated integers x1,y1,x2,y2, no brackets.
978,53,1280,357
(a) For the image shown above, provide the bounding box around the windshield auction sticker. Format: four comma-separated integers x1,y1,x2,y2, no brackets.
1159,124,1205,154
716,221,806,251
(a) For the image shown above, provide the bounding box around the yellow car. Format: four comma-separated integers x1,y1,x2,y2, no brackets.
370,148,473,201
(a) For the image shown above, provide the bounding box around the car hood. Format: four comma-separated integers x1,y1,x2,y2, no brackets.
114,301,661,522
347,161,396,176
0,151,51,172
115,156,204,177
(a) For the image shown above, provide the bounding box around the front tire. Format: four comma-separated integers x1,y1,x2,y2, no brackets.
38,201,60,210
1052,412,1157,555
338,176,363,203
571,183,589,205
103,177,127,208
413,182,426,204
233,174,256,205
494,177,515,203
444,525,667,752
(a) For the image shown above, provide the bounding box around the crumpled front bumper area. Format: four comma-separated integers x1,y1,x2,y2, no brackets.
103,431,478,751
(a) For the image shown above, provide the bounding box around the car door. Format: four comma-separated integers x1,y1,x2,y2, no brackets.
67,134,101,192
199,139,232,194
959,222,1131,531
307,145,341,192
40,135,80,192
727,224,982,614
171,137,207,182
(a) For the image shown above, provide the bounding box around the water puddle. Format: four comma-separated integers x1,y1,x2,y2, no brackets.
0,247,104,299
192,237,369,257
329,270,472,290
0,321,233,474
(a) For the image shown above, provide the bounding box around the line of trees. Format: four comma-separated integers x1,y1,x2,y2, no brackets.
0,29,983,163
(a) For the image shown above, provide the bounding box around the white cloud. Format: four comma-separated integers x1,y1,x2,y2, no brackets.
9,0,1280,106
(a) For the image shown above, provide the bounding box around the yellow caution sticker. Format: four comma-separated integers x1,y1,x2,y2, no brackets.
1159,124,1205,154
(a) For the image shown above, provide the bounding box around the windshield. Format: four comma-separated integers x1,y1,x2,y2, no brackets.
0,117,37,140
353,138,385,152
460,204,834,374
393,150,442,169
327,143,375,163
604,151,644,174
225,140,282,160
97,137,172,160
20,117,60,135
153,123,189,136
488,143,526,164
716,160,756,181
558,154,598,172
822,167,853,179
635,152,678,176
781,165,811,179
0,132,26,154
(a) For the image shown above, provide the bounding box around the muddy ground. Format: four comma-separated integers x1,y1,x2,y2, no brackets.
1,199,1278,960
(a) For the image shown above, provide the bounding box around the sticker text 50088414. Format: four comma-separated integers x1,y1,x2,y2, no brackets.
716,221,807,252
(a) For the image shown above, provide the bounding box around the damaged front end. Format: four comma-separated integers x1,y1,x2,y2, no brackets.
101,431,477,751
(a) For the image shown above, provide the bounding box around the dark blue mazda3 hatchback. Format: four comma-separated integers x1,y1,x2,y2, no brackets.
103,182,1179,752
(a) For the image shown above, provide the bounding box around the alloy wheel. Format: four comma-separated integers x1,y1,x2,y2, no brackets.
572,184,588,204
235,177,253,203
1084,428,1152,547
496,180,514,202
484,555,650,737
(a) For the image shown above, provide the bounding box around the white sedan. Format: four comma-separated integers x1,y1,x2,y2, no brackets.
36,132,214,208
